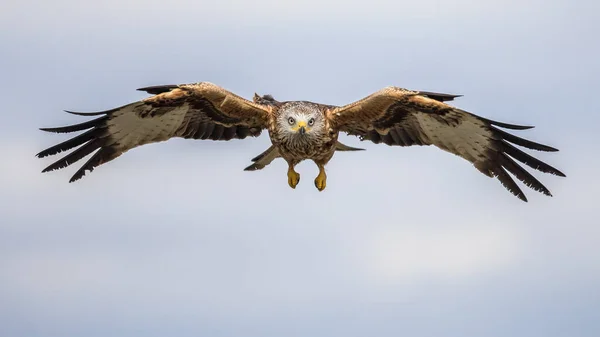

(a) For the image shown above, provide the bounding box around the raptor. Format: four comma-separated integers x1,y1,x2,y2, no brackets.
37,82,565,201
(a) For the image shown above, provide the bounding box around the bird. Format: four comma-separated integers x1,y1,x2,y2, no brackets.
37,82,565,202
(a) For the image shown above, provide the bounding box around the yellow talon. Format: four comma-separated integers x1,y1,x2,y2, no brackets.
287,167,300,189
314,165,327,191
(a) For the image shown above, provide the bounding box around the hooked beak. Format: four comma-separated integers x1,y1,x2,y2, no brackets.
296,121,307,135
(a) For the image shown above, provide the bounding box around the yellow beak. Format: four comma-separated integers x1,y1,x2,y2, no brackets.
295,121,308,134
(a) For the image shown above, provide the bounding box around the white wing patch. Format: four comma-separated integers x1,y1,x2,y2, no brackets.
106,103,190,150
414,111,492,163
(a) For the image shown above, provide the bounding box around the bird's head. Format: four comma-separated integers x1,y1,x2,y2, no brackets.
278,103,324,140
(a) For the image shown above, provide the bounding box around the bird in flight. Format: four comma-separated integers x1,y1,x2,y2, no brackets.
37,82,565,201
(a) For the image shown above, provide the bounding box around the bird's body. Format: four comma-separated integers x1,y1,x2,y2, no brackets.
268,101,337,164
263,100,339,189
37,82,565,201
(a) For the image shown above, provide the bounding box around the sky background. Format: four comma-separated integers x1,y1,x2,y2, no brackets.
1,0,599,336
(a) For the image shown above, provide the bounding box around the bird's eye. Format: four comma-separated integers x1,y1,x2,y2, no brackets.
288,117,295,125
308,118,315,126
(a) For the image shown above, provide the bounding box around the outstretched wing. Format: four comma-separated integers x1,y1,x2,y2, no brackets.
37,82,271,182
329,86,565,202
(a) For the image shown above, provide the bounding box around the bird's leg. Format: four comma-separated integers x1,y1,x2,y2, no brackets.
287,163,300,189
314,163,327,191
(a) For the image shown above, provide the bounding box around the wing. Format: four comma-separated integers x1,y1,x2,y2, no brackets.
330,86,565,202
37,82,271,182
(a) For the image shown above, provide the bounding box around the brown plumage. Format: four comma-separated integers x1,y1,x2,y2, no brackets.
37,82,565,201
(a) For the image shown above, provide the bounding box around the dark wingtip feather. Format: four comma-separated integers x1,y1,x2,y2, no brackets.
493,167,528,202
36,128,102,158
465,111,535,130
39,116,109,134
136,84,179,95
492,126,560,152
483,117,534,130
68,147,119,183
419,91,463,102
499,153,553,197
64,110,108,116
41,139,103,173
40,127,61,133
64,103,134,117
500,140,565,177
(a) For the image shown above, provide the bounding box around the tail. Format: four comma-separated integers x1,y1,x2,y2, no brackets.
244,146,280,171
244,141,364,171
335,142,364,152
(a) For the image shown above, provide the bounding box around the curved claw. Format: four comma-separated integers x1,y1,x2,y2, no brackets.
314,165,327,191
287,168,300,189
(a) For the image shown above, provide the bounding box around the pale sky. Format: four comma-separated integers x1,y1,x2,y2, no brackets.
1,0,599,336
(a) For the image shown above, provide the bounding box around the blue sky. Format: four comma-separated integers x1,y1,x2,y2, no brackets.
1,0,599,336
